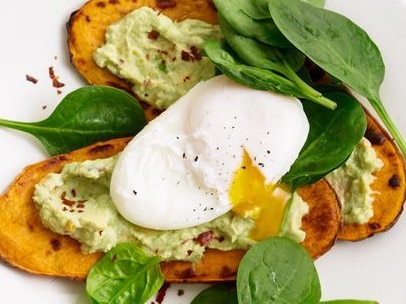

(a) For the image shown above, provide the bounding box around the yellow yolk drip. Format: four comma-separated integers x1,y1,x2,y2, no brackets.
229,150,290,241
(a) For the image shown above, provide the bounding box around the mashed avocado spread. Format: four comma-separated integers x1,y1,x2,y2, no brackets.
33,154,308,262
326,137,383,224
93,6,221,110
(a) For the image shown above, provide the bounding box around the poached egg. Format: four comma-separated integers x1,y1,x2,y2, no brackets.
110,75,309,239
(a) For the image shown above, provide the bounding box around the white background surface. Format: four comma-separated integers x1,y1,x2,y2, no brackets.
0,0,405,303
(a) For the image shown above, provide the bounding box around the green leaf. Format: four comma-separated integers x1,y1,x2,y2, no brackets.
217,12,305,73
268,0,384,100
237,237,321,304
86,243,164,304
320,300,379,304
212,0,291,47
191,284,238,304
204,40,337,109
269,0,406,156
301,0,326,7
0,86,146,156
282,89,367,189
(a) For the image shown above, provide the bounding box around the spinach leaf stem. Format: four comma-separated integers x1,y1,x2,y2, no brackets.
368,96,406,156
282,63,337,110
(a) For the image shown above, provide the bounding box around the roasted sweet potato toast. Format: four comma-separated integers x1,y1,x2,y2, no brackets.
67,0,217,120
0,137,341,282
68,0,217,94
338,109,406,241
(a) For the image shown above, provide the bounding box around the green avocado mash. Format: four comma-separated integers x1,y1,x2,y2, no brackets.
326,137,383,224
33,155,308,262
93,6,221,110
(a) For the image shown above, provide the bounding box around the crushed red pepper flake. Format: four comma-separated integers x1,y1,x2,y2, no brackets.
148,30,160,40
194,230,214,246
48,66,65,89
60,191,87,212
26,74,38,84
181,46,202,62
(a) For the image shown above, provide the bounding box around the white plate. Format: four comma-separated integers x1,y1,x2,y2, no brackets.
0,0,405,303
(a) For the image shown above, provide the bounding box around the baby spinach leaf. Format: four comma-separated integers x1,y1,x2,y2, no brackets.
268,0,406,156
237,237,321,304
320,300,379,304
301,0,326,7
235,0,325,20
212,0,291,47
268,0,384,101
191,284,238,304
217,12,305,73
0,86,146,156
204,40,303,94
282,90,367,189
86,243,164,304
204,40,337,109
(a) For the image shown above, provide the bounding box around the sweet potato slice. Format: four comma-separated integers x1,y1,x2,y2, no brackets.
0,137,341,282
67,0,218,120
338,109,406,241
67,0,217,106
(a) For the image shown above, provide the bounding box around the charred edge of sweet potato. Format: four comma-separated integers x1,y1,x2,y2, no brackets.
0,135,341,282
338,109,406,241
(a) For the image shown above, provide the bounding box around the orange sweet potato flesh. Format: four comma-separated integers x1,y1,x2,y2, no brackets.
338,109,406,241
0,137,341,282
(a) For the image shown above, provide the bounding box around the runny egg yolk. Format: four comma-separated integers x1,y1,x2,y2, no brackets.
229,149,290,241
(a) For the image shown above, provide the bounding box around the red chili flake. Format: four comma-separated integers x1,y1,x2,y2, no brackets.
194,230,214,246
26,74,38,84
155,282,171,304
61,192,75,207
155,0,177,9
183,76,190,82
181,50,191,61
61,191,87,212
48,66,65,89
181,46,202,62
190,45,202,60
148,30,160,40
